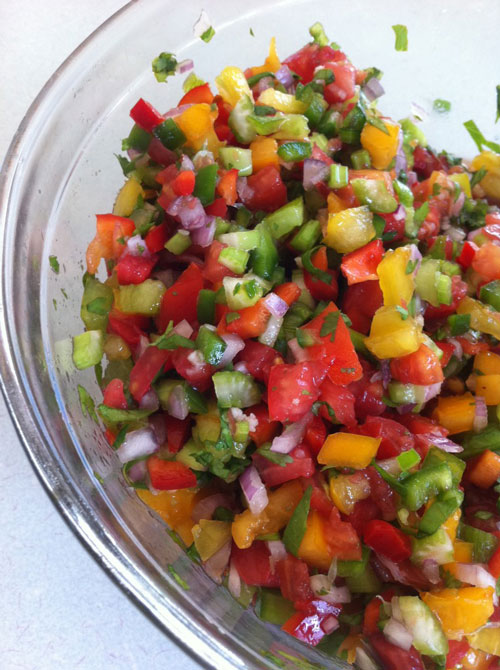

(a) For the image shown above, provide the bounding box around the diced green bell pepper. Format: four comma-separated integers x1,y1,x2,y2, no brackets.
411,528,454,565
317,109,341,138
212,371,261,408
480,280,500,312
197,289,217,325
73,330,104,370
193,163,218,206
351,178,398,214
277,141,312,162
218,247,249,274
457,524,498,562
402,462,453,511
165,230,191,255
419,488,464,536
196,325,227,365
264,197,304,239
250,223,279,279
289,219,321,253
423,447,465,486
219,229,260,251
153,118,186,150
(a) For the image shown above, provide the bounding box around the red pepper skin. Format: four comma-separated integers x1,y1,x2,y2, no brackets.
281,612,330,646
340,239,384,285
446,639,470,669
147,456,197,490
489,545,500,579
130,98,164,132
172,170,196,196
231,543,280,587
456,240,478,269
145,223,169,253
164,416,191,453
102,379,128,409
157,263,204,331
116,254,157,285
205,197,228,218
364,519,412,563
129,346,172,402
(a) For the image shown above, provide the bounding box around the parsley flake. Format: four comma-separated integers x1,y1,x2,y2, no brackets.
405,259,418,275
49,255,60,274
320,310,351,341
152,52,178,83
470,166,488,189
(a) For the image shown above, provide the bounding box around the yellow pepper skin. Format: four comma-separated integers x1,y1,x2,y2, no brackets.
250,137,279,172
215,66,253,107
318,433,381,469
176,103,221,154
257,88,307,114
360,119,401,170
329,474,371,514
137,488,198,546
324,206,375,253
467,626,500,656
453,540,473,563
442,508,461,543
297,510,332,571
475,374,500,405
457,296,500,340
450,172,472,199
377,246,415,307
432,392,477,435
251,37,281,75
474,351,500,376
471,151,500,200
421,587,494,637
231,480,302,549
364,306,422,359
327,191,348,214
192,519,232,561
113,178,144,217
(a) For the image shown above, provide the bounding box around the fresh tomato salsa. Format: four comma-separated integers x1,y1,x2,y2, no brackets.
73,20,500,670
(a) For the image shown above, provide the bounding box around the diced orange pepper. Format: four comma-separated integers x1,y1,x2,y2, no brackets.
421,587,494,637
137,488,200,546
250,136,279,172
250,37,281,75
443,508,461,543
454,540,474,563
216,169,238,205
475,375,500,405
231,480,303,549
461,648,495,670
474,351,500,376
318,433,381,469
297,510,332,571
327,191,348,214
432,393,477,435
360,119,401,170
176,103,220,154
468,450,500,489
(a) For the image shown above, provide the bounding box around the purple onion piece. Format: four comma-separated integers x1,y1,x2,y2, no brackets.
237,177,254,202
128,460,148,483
363,77,385,102
167,195,207,230
239,465,268,515
176,58,194,74
303,159,330,191
164,103,192,119
473,395,488,433
180,154,195,172
394,130,407,174
408,243,422,273
218,334,245,367
274,65,294,89
139,389,159,412
407,171,418,187
263,292,289,318
190,216,216,247
126,234,151,257
253,76,275,95
288,337,309,363
204,541,231,584
116,427,158,464
271,412,313,454
166,385,189,420
173,319,194,338
380,360,391,388
423,382,442,403
396,403,417,415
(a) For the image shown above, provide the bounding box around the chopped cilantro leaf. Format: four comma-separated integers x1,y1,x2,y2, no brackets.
152,52,178,83
433,99,451,113
470,166,488,190
257,446,293,466
405,259,418,275
312,400,336,422
226,312,241,324
392,24,408,52
77,385,98,423
249,27,255,37
414,201,430,225
49,255,60,274
463,119,500,154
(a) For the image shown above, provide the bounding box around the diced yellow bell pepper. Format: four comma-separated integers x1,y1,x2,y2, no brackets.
113,178,144,217
329,473,371,515
250,37,281,75
215,66,253,107
474,351,500,376
467,626,500,656
457,297,500,340
191,519,232,561
432,392,476,435
443,508,461,543
377,246,415,307
338,634,364,665
137,488,199,546
176,103,221,154
297,510,332,571
324,205,375,254
475,374,500,405
453,540,474,563
318,433,381,469
231,480,303,549
471,151,500,200
327,191,348,214
421,587,494,637
360,119,401,170
250,136,279,172
257,88,307,114
450,172,472,199
364,306,423,359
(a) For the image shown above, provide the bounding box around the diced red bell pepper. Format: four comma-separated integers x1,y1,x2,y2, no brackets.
220,300,271,340
216,169,238,206
165,416,191,453
130,98,164,132
254,445,315,487
304,414,327,455
147,137,177,167
364,519,412,563
303,246,339,302
116,253,157,285
267,361,326,423
172,170,196,196
107,309,149,350
340,239,384,286
145,223,169,253
302,476,334,516
276,555,314,603
203,241,236,285
281,611,329,646
248,403,280,446
178,83,214,106
129,346,172,403
102,379,128,409
342,280,383,334
446,640,470,669
231,542,280,587
214,123,236,143
434,340,455,368
157,262,204,331
240,165,287,213
147,455,197,490
370,634,424,670
205,197,228,218
363,597,382,635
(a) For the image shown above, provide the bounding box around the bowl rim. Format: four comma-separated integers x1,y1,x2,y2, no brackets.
0,4,270,669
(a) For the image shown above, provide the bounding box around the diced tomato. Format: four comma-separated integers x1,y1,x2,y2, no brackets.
365,466,397,521
456,240,478,269
276,555,314,602
165,416,191,453
172,170,196,196
397,413,448,437
116,253,157,285
358,415,415,460
378,209,406,242
488,545,500,579
304,415,327,455
390,344,444,386
203,241,237,285
240,165,287,212
147,455,197,490
363,597,382,635
145,223,169,253
323,63,356,104
348,365,386,422
104,427,117,446
472,241,500,282
254,444,315,487
267,362,326,423
130,98,164,132
172,348,214,392
107,309,149,350
156,163,179,186
213,95,231,124
446,640,470,669
281,612,328,646
147,137,177,167
370,634,424,670
323,507,362,560
318,377,357,426
303,246,339,301
424,274,468,320
435,340,455,368
129,346,172,402
237,340,282,383
214,123,236,143
205,197,228,218
283,43,342,83
178,83,214,106
248,403,280,446
347,498,380,536
231,542,280,587
302,476,334,516
412,146,448,179
157,263,204,331
364,519,412,563
342,280,383,334
340,239,384,285
102,379,128,409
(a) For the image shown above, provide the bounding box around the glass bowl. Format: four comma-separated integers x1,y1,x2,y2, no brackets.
0,1,498,668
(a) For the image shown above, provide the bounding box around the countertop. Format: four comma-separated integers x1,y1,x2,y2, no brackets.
0,3,201,669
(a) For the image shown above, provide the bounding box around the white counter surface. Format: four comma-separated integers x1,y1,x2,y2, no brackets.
0,3,202,668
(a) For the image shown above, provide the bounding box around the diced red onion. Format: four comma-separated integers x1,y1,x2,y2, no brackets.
147,137,177,166
407,171,418,187
135,335,149,360
153,269,175,288
218,334,245,367
275,65,294,89
474,395,488,433
167,196,207,230
239,465,269,515
127,148,142,160
310,575,351,603
180,154,195,172
321,615,340,635
234,361,249,374
228,559,241,598
383,617,413,650
173,319,194,339
393,204,406,225
453,563,497,591
139,389,159,412
451,191,466,217
204,540,231,584
190,216,216,247
268,540,287,570
258,314,283,347
448,337,463,360
363,77,385,102
271,412,313,453
253,76,275,95
263,292,289,318
303,159,329,191
149,413,167,446
192,493,232,523
421,559,441,585
237,177,254,202
417,434,463,453
127,459,148,483
193,8,211,38
411,102,428,121
116,427,158,464
176,58,194,74
164,104,192,119
394,131,407,174
193,150,215,170
380,360,391,388
396,403,417,415
166,384,189,420
423,382,442,402
288,338,309,363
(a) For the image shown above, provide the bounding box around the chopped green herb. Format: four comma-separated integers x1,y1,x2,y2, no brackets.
392,24,408,52
366,114,390,135
463,119,500,154
200,26,215,43
312,400,336,421
396,305,409,320
249,27,255,37
433,99,451,113
152,52,178,83
405,259,418,274
93,471,104,485
414,201,430,225
470,166,488,189
283,486,312,556
320,310,352,342
112,425,128,450
257,446,293,466
167,565,190,590
77,385,98,423
49,255,60,274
